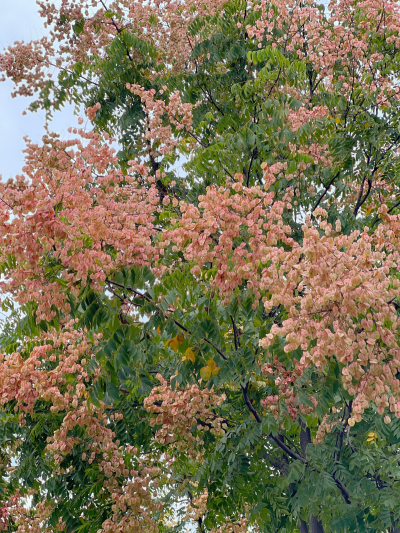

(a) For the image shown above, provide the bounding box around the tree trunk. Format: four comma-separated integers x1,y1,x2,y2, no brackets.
297,516,324,533
298,518,309,533
309,515,324,533
299,421,325,533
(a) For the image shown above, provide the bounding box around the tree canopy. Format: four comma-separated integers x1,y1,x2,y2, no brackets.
2,0,400,532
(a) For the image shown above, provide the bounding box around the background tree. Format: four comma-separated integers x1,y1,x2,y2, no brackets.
2,0,400,532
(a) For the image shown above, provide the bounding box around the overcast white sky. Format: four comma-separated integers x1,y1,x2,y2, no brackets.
0,1,78,180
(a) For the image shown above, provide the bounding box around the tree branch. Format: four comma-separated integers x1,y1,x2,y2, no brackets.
312,171,340,215
230,315,240,351
105,278,227,361
241,384,306,462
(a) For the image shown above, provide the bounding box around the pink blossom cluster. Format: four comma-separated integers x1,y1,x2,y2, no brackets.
259,207,400,426
127,84,195,156
0,0,230,105
127,0,230,72
0,324,165,532
86,102,101,121
243,0,400,114
260,357,318,420
0,494,20,531
0,37,54,99
0,323,99,423
144,374,226,457
2,0,400,121
287,105,329,132
10,499,66,533
158,172,400,426
313,410,342,444
0,130,160,322
0,323,233,533
163,173,294,306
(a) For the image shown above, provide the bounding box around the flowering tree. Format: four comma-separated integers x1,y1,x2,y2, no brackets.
2,0,400,532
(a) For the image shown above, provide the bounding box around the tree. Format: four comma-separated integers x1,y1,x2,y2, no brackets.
1,0,400,531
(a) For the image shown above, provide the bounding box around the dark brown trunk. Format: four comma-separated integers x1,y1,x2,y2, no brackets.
297,515,324,533
299,420,325,533
300,424,311,457
298,518,309,533
309,515,324,533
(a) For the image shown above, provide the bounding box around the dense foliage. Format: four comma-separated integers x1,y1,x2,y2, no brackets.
2,0,400,531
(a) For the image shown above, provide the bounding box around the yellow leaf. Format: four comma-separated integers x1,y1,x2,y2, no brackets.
157,326,161,334
168,337,179,352
208,359,220,376
200,366,212,381
182,347,196,364
212,368,220,378
166,333,185,353
336,117,341,124
200,359,220,380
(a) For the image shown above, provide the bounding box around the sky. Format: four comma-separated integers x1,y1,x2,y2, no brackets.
0,1,79,180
